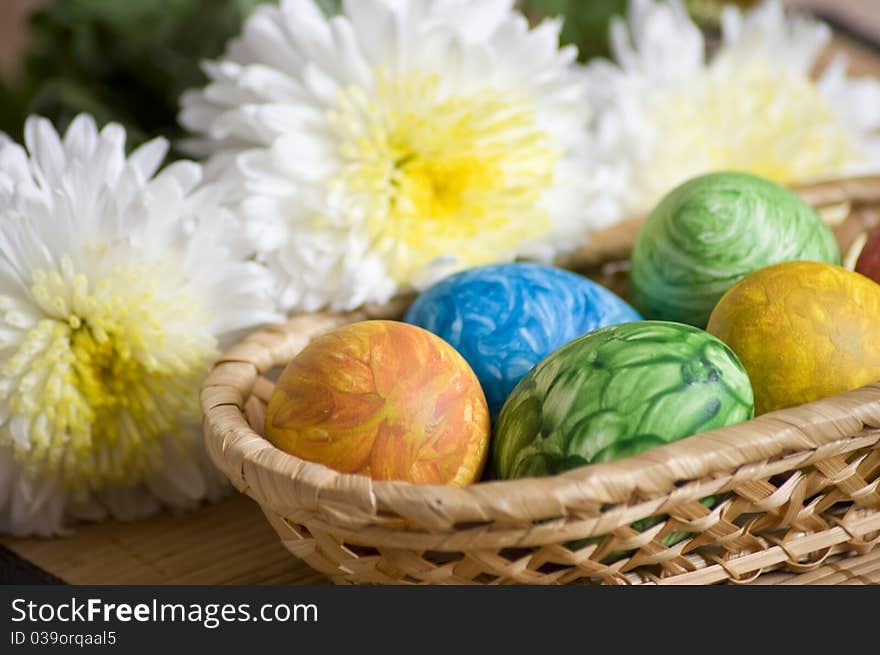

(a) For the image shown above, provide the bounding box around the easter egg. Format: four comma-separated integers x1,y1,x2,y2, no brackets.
630,171,840,327
264,320,490,485
855,223,880,283
405,263,641,417
707,261,880,415
492,321,754,479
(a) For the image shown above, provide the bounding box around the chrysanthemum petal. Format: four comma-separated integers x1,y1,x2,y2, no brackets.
0,115,281,535
180,0,620,311
587,0,880,214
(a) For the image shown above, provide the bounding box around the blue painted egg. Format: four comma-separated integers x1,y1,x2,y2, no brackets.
404,263,641,417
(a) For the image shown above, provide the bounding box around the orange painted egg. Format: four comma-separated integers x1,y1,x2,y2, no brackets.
264,320,490,485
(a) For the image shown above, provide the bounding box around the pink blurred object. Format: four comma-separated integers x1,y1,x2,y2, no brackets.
856,223,880,283
0,0,51,81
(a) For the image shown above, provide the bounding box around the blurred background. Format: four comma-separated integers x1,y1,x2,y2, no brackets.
1,0,878,155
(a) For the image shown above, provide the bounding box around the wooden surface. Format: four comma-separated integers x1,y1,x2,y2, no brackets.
1,8,880,587
1,494,329,585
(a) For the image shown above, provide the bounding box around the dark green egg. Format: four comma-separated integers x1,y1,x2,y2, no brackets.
492,321,754,479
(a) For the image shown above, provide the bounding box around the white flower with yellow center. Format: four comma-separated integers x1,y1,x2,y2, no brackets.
180,0,623,311
0,115,280,536
586,0,880,214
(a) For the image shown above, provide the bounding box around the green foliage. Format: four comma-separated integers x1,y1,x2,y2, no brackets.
0,0,341,151
519,0,628,61
685,0,759,26
1,0,266,148
521,0,750,60
313,0,342,15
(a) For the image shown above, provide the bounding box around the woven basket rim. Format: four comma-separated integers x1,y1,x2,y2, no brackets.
201,175,880,529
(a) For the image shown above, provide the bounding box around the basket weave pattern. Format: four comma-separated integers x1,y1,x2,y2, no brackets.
202,177,880,585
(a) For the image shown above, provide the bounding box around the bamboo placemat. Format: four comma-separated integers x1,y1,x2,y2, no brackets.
1,21,879,588
0,494,329,585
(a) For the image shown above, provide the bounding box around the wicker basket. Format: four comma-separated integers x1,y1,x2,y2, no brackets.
201,176,880,585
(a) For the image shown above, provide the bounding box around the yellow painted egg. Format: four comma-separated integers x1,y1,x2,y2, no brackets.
264,320,490,485
707,261,880,414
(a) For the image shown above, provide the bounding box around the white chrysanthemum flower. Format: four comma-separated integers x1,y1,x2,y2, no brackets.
180,0,624,312
586,0,880,214
0,115,280,536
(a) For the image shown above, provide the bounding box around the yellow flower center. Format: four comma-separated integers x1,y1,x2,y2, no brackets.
0,254,216,495
328,68,559,282
636,58,864,212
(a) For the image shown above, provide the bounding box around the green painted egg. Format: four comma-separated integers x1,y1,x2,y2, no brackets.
492,321,754,479
630,172,840,327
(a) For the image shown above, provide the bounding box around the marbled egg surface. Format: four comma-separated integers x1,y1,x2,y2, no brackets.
405,263,641,416
492,321,754,479
630,172,840,327
708,261,880,414
264,320,490,486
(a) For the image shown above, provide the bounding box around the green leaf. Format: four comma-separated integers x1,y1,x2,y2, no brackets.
313,0,342,15
2,0,300,152
519,0,629,61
